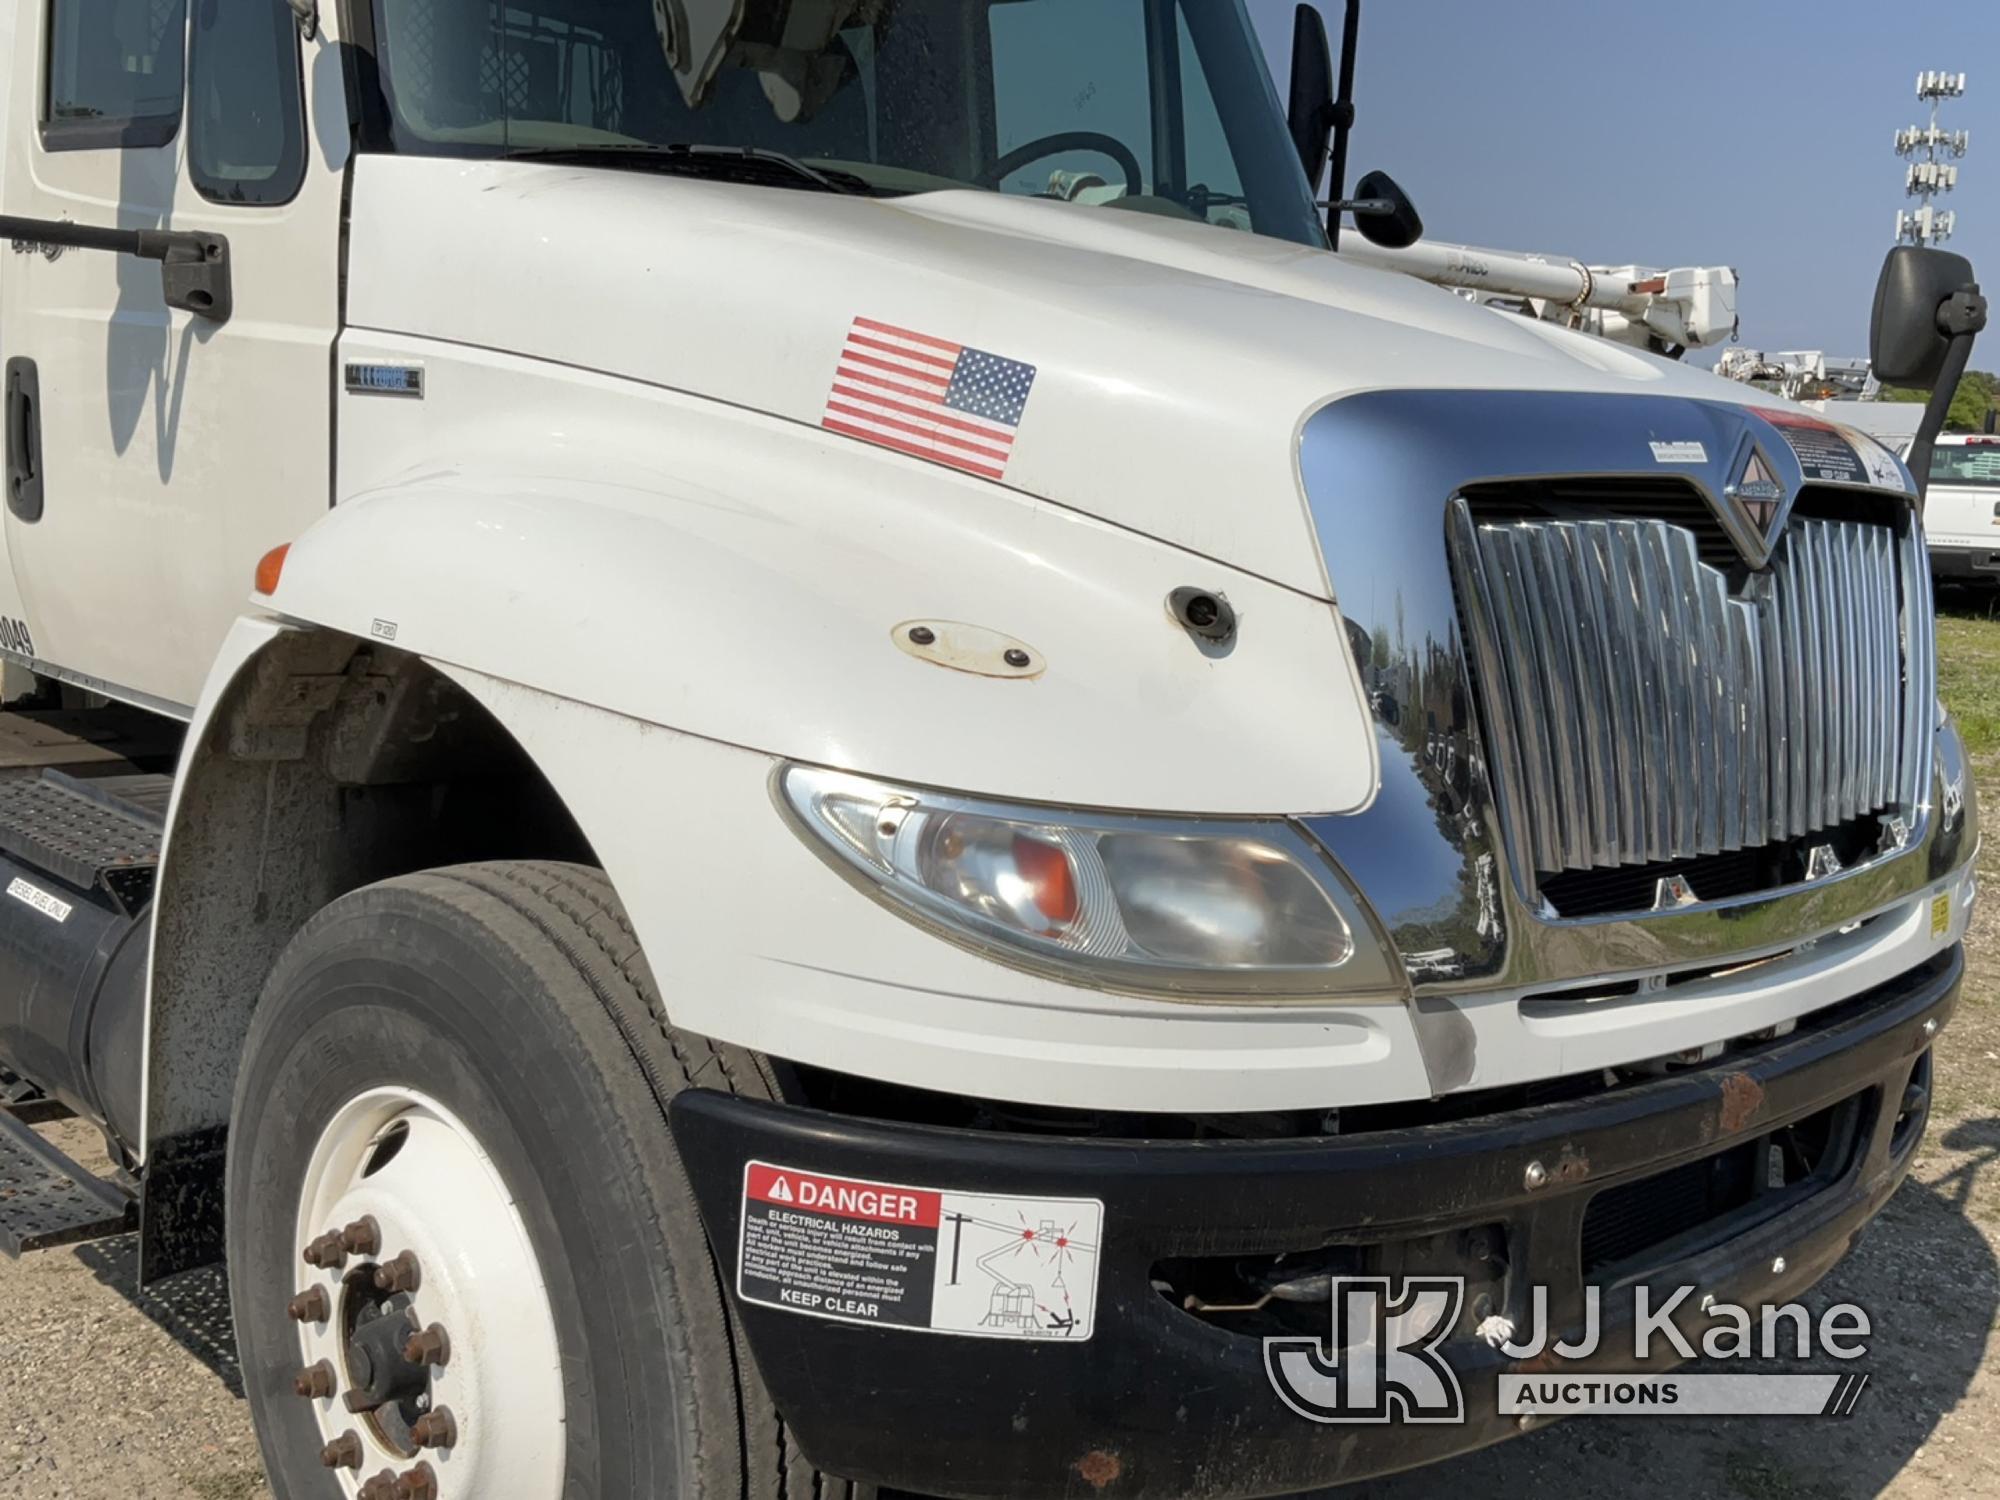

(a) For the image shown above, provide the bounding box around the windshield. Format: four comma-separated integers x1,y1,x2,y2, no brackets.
1929,443,2000,488
360,0,1327,245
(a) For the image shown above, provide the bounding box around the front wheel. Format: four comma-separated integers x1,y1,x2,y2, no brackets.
227,862,833,1500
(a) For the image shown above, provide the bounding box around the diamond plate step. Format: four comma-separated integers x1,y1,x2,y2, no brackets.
0,1111,134,1256
0,770,166,914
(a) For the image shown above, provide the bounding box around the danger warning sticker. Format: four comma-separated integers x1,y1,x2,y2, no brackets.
737,1162,1104,1341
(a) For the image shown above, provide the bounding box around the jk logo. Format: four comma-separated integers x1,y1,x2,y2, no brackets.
1264,1276,1466,1424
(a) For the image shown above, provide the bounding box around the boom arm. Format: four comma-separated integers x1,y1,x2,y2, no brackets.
1341,237,1740,355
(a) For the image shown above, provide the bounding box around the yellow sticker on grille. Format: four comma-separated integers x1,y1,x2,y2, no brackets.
1932,892,1951,937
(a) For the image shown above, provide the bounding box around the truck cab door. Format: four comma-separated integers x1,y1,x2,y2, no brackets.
0,0,344,714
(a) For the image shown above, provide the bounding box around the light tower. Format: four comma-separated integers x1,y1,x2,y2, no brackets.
1895,70,1968,246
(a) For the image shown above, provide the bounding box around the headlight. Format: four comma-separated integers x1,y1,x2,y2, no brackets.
777,766,1401,1000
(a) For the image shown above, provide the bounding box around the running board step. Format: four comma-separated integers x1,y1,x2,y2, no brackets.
0,769,167,916
0,1110,134,1255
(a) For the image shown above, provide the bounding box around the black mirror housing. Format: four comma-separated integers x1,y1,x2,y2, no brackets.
1287,4,1334,192
1352,170,1423,249
1871,244,1976,387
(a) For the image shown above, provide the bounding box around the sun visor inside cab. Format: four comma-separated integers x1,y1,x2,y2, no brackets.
655,0,870,122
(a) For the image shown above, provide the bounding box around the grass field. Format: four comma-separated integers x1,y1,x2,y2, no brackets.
1939,589,2000,763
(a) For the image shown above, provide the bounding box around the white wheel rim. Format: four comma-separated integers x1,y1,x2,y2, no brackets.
291,1087,566,1500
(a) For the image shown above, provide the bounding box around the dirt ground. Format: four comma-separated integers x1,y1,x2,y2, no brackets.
4,611,1999,1500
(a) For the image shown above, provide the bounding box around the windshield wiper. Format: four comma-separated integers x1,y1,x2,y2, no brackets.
500,143,877,196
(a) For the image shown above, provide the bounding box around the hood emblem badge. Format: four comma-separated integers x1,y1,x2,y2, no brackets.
1723,442,1790,568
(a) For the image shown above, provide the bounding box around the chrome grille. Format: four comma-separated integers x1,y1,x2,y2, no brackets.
1452,504,1931,879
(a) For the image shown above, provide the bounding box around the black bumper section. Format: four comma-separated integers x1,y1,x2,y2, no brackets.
670,949,1960,1500
1930,543,2000,579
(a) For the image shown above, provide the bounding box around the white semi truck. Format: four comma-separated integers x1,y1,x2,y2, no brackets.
0,2,1985,1498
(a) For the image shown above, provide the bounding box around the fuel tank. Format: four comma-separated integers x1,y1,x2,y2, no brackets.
0,771,160,1151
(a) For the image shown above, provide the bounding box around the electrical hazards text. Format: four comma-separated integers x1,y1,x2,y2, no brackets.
737,1163,1103,1340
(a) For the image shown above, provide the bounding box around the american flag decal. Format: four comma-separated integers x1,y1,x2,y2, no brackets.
822,318,1036,481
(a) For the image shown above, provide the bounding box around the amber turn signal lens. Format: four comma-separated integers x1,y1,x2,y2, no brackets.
254,543,291,596
1010,833,1080,928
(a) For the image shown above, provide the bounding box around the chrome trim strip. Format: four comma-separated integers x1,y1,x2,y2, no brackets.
1294,391,1953,1027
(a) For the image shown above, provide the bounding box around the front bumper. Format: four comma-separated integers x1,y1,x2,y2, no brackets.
671,947,1958,1500
1929,542,2000,579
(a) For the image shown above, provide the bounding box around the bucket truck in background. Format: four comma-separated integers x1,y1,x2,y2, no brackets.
1338,237,1740,357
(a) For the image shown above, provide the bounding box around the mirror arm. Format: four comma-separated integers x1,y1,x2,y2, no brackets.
1325,0,1362,250
1907,285,1989,510
0,215,232,323
1317,196,1393,216
1907,337,1970,512
287,0,319,42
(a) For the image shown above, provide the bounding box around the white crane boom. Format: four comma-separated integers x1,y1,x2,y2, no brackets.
1340,238,1740,355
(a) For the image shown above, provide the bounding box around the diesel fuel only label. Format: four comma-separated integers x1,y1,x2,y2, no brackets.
737,1162,1103,1340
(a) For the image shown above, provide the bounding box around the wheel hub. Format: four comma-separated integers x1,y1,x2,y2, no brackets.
340,1286,426,1435
288,1088,565,1499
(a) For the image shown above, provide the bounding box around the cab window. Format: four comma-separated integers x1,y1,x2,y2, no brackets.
42,0,189,151
189,0,309,204
987,0,1155,199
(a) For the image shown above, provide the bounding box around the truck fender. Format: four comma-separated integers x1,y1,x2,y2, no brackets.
262,395,1376,818
141,616,599,1273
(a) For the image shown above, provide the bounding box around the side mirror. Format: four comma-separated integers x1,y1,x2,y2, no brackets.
1287,5,1335,192
1872,245,1980,386
1349,170,1424,249
1870,244,1987,504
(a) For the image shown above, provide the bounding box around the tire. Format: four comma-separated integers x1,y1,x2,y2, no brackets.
227,861,859,1500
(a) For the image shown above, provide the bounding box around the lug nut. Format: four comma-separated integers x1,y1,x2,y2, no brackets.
374,1250,422,1295
358,1473,400,1500
319,1431,364,1470
302,1231,348,1270
410,1407,458,1450
287,1286,331,1324
292,1361,336,1400
404,1324,451,1368
396,1463,440,1500
342,1215,383,1257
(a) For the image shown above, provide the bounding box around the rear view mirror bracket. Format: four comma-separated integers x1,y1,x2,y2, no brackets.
1287,2,1362,248
0,215,231,324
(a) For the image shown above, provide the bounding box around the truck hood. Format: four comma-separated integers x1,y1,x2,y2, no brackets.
348,157,1782,596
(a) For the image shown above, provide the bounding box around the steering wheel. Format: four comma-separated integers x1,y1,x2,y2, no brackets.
978,132,1144,195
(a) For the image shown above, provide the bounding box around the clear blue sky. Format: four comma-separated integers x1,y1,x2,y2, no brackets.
1244,0,2000,362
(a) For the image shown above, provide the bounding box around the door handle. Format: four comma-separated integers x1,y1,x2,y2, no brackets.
5,358,43,523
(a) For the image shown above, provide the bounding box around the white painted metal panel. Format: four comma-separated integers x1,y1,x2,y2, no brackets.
292,335,1378,818
343,157,1770,603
